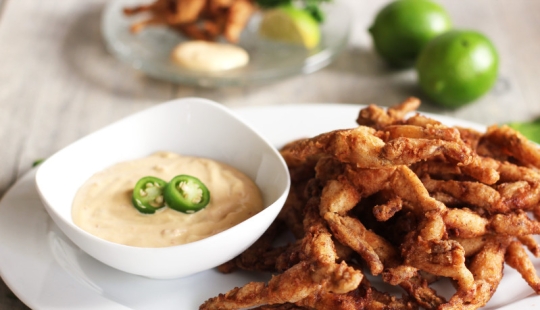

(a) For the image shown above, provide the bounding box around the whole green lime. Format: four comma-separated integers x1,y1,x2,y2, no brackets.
416,30,499,108
369,0,452,68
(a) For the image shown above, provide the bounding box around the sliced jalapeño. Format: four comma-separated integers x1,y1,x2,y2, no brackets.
131,176,167,214
164,175,210,213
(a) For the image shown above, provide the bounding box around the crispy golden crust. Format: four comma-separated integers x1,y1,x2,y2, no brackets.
124,0,255,42
203,98,540,310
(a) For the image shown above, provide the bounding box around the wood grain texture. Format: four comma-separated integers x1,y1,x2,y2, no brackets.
1,0,540,308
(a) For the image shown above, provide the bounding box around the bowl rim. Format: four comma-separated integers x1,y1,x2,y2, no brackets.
35,97,291,253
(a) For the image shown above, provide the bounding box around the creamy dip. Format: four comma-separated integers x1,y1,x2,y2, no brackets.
171,40,249,72
72,152,263,248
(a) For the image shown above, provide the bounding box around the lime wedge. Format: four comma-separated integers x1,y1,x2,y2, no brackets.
258,5,321,49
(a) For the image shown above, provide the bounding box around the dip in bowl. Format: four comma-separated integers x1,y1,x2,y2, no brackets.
35,98,290,279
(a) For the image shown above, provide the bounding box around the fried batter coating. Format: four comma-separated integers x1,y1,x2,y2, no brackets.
223,0,254,42
281,126,478,170
422,177,501,212
490,210,540,236
402,222,476,300
201,200,363,310
398,275,446,309
250,303,307,310
380,124,461,142
325,212,388,276
293,277,418,310
278,184,307,239
342,165,445,217
124,0,255,43
373,196,403,221
356,97,421,129
388,166,446,216
204,98,540,310
441,236,510,310
202,243,362,309
406,114,443,127
517,235,540,257
443,208,489,238
412,156,500,185
481,125,540,168
422,175,540,214
319,178,360,215
497,160,540,183
452,236,488,257
381,137,475,166
505,240,540,293
455,126,483,150
218,220,290,274
320,172,446,308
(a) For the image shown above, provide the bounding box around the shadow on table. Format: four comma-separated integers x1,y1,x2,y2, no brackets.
327,45,389,77
324,45,447,114
61,3,177,101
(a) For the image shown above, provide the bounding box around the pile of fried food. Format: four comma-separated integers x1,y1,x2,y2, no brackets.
123,0,255,43
200,97,540,310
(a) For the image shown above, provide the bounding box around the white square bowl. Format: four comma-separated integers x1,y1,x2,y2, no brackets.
35,97,290,279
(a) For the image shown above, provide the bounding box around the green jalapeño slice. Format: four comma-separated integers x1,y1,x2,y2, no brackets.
164,175,210,213
132,176,167,214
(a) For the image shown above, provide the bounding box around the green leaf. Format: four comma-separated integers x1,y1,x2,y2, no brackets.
32,158,45,167
304,3,325,23
255,0,292,8
255,0,332,23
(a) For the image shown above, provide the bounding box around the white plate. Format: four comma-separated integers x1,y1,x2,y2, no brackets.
0,104,539,309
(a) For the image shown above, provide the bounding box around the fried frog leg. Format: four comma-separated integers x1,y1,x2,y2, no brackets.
200,199,363,310
440,236,510,310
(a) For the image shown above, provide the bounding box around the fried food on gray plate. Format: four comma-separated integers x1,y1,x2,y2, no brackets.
124,0,255,43
201,97,540,310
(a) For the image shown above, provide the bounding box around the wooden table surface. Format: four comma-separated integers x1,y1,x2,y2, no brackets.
1,0,540,308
